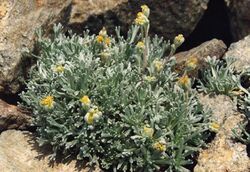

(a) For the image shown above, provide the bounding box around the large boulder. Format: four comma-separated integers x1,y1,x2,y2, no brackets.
0,0,72,94
226,0,250,40
0,99,31,132
194,94,250,172
223,35,250,72
69,0,209,40
0,130,101,172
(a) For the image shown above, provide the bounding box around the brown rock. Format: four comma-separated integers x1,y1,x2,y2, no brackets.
194,94,250,172
174,39,227,76
0,0,72,94
69,0,209,40
226,0,250,40
0,99,31,132
0,130,101,172
70,0,126,24
223,35,250,72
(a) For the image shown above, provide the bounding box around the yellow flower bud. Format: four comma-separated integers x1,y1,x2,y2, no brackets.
96,35,104,43
136,41,145,49
209,122,220,133
153,59,164,72
40,95,54,109
178,74,191,88
153,140,167,152
174,34,185,46
54,65,64,73
105,37,111,46
80,95,91,106
143,125,154,137
144,75,156,82
141,5,150,17
135,12,148,25
186,56,198,70
84,107,102,125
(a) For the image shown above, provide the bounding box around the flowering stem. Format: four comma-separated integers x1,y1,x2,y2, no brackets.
163,45,176,66
142,24,150,72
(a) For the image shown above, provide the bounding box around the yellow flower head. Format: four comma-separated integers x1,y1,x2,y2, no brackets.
80,95,91,106
105,37,111,46
136,41,145,49
153,140,166,152
40,95,54,109
209,122,220,133
144,75,156,82
96,35,104,43
141,5,150,17
153,59,164,72
186,56,198,70
54,65,64,73
84,107,102,125
178,74,191,88
135,12,148,25
174,34,185,46
143,125,154,137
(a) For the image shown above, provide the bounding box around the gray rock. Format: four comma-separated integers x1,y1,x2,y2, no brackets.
0,130,101,172
223,35,250,72
226,0,250,40
0,99,31,132
0,0,72,94
194,94,250,172
69,0,209,40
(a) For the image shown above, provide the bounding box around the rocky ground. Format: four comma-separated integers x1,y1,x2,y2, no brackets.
1,0,250,171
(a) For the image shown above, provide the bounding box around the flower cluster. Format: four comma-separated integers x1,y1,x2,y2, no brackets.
178,74,191,89
96,27,111,46
153,59,164,72
84,107,102,125
143,125,154,137
209,122,220,133
80,95,91,107
153,139,167,152
135,5,150,25
136,41,145,49
174,34,185,47
53,65,64,73
40,95,54,109
185,56,198,70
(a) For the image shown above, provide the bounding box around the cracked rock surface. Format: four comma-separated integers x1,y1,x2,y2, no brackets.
0,0,71,94
0,130,101,172
194,94,250,172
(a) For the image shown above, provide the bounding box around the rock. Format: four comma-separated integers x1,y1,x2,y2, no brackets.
226,0,250,40
223,35,250,72
0,130,101,172
70,0,126,24
174,39,227,76
0,0,72,94
0,99,31,132
68,0,209,40
194,94,250,172
198,94,236,126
